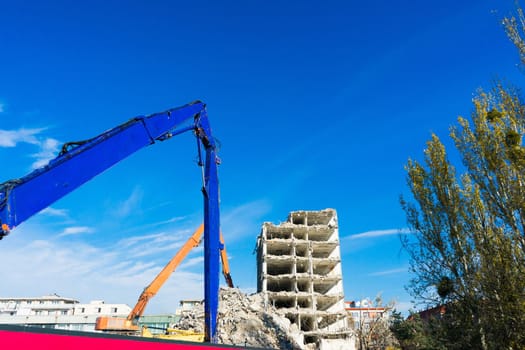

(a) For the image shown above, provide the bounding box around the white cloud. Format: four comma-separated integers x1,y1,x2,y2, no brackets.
179,256,204,269
117,216,188,236
118,232,171,248
117,228,192,258
113,187,143,218
346,228,412,240
0,127,61,170
40,207,69,217
0,224,204,314
58,226,93,237
31,138,60,169
221,199,272,241
151,216,186,226
0,128,43,147
368,267,408,276
130,240,186,258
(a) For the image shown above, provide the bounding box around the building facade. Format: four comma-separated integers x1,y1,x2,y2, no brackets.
0,295,131,332
256,209,352,349
176,299,204,315
344,301,387,329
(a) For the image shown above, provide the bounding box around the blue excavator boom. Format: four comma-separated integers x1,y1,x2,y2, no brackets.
0,100,221,342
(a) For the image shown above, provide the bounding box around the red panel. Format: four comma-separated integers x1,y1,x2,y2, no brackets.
0,329,239,350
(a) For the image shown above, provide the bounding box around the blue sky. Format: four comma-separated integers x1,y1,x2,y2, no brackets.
0,0,522,315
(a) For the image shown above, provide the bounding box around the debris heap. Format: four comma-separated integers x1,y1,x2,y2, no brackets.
216,288,304,349
174,287,305,349
176,307,205,334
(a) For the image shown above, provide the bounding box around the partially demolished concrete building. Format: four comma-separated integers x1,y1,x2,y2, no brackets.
256,209,351,349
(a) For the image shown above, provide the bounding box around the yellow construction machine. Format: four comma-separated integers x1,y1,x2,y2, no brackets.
95,223,233,338
141,325,205,342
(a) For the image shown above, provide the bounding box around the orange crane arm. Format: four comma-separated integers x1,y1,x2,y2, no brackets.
220,233,234,288
95,224,233,332
127,224,204,322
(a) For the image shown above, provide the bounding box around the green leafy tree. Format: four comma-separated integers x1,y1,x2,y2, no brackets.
402,82,525,350
400,8,525,349
389,310,441,350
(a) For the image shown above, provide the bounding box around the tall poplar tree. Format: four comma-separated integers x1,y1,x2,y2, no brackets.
401,8,525,350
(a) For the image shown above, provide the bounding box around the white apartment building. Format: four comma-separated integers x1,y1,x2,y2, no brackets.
344,301,387,329
0,294,131,332
257,209,352,349
176,299,203,315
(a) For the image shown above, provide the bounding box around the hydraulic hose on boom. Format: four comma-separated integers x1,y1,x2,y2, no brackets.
0,101,222,342
95,224,234,333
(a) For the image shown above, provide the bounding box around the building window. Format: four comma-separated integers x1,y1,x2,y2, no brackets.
111,308,118,313
80,308,85,313
97,308,102,313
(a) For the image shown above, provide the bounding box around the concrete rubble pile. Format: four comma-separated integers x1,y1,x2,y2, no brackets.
174,287,305,349
175,307,205,334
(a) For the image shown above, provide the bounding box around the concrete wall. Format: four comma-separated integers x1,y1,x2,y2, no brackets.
257,209,353,349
